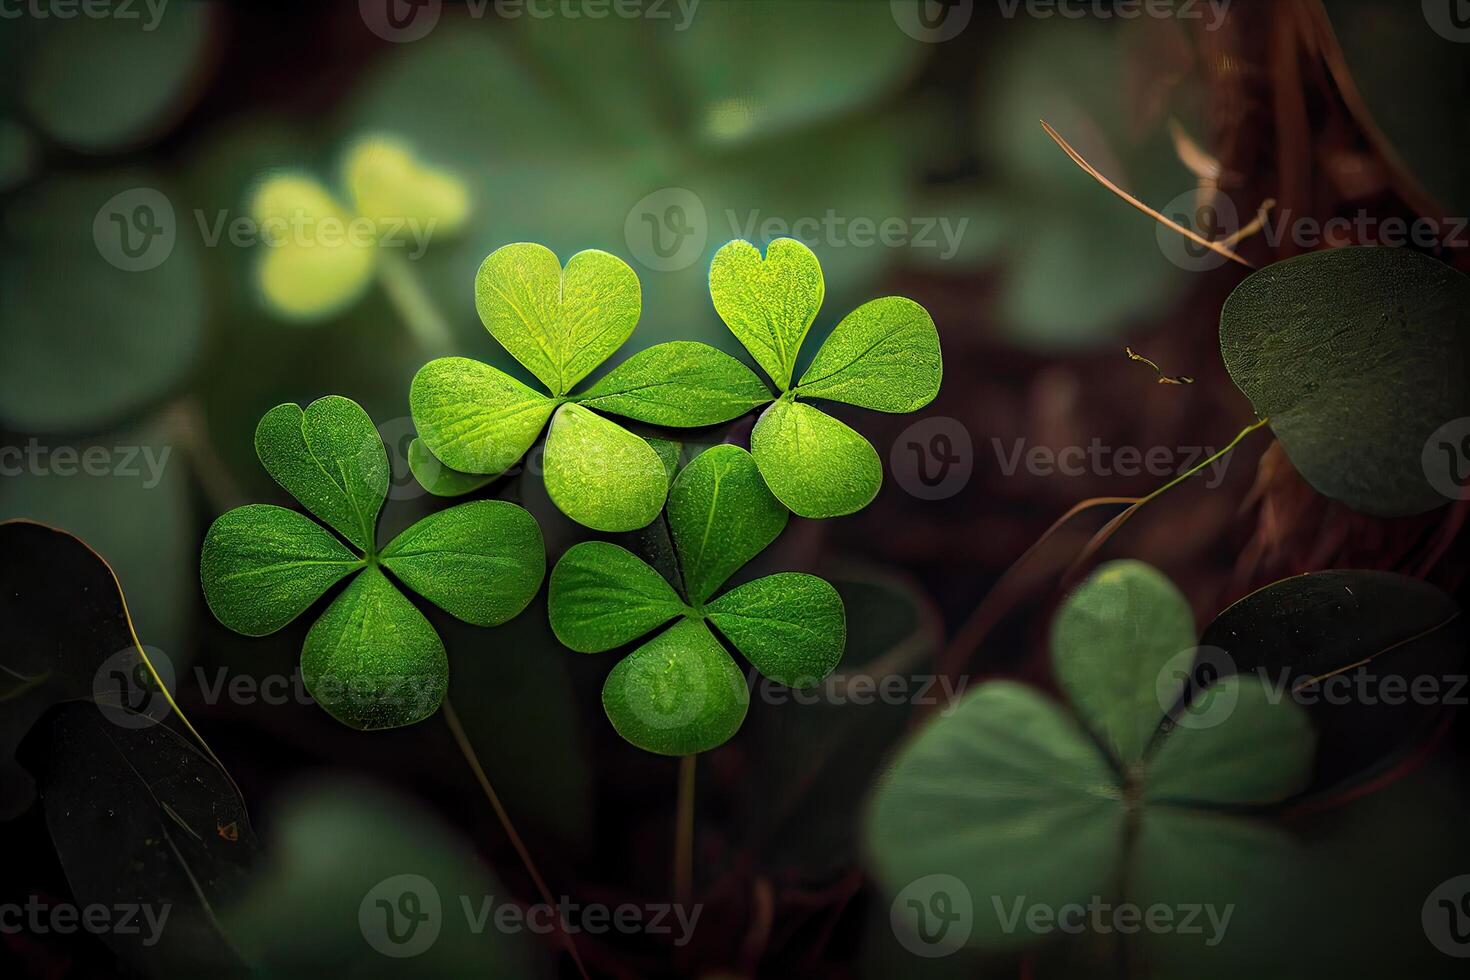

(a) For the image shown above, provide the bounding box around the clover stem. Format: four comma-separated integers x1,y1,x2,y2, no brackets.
377,251,455,355
1116,799,1143,978
441,697,590,980
1062,416,1272,584
674,753,697,905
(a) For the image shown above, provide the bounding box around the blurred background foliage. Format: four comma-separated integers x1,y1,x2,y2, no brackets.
3,2,1470,978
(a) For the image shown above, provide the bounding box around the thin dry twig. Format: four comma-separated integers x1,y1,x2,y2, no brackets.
1220,197,1278,249
1125,347,1195,385
1040,119,1256,270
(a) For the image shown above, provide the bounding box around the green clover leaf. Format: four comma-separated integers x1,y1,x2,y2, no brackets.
411,243,769,532
546,445,846,755
577,341,773,426
475,242,641,396
201,395,545,730
709,238,943,518
868,560,1316,966
251,135,468,321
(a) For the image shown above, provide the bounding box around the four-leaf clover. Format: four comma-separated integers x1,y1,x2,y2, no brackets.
547,444,847,754
251,135,469,321
709,237,943,518
869,561,1316,965
200,396,545,729
410,242,771,531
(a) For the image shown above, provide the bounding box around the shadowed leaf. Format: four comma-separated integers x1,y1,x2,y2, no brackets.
1220,246,1470,516
381,500,545,628
300,566,447,730
547,541,685,653
200,504,364,636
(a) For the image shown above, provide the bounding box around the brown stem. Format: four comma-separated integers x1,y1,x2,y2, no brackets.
673,753,697,905
442,698,590,980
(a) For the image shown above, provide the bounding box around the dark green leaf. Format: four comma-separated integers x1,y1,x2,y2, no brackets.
1200,569,1465,789
200,504,364,637
1220,246,1470,516
380,500,545,628
0,173,204,430
867,681,1124,949
0,521,193,817
31,704,256,978
1145,675,1315,806
1131,808,1307,980
706,572,845,687
255,395,389,553
666,444,788,604
22,5,211,151
301,567,447,730
547,541,686,653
